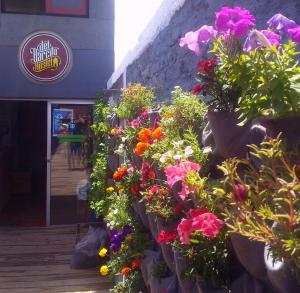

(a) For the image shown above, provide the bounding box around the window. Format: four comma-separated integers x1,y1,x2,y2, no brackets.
2,0,89,17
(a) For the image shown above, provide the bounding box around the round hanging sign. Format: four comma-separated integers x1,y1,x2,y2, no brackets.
18,30,73,84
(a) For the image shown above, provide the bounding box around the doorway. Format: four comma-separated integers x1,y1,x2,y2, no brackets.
0,100,47,226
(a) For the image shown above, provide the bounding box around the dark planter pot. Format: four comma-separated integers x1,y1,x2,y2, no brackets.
141,249,161,288
174,248,196,293
264,245,300,293
230,234,267,282
257,116,300,148
148,214,159,240
207,110,260,159
156,219,177,273
153,164,166,181
230,273,268,293
107,154,119,173
149,274,178,293
131,153,143,169
132,201,150,229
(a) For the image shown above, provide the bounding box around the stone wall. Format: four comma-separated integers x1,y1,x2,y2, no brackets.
109,0,300,101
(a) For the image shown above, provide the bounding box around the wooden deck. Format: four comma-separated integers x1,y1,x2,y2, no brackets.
0,225,113,293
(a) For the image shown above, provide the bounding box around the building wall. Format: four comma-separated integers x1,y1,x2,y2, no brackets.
108,0,300,101
0,0,114,99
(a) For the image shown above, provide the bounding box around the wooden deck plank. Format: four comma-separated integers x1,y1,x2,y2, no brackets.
0,226,113,293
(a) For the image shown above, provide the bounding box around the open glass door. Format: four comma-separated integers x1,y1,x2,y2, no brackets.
47,102,93,225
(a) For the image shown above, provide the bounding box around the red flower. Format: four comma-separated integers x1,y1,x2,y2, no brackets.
173,202,184,213
113,166,128,182
197,56,218,75
156,229,177,244
192,84,203,95
188,207,208,218
131,258,141,269
232,184,248,202
156,230,168,244
130,183,141,196
164,229,177,243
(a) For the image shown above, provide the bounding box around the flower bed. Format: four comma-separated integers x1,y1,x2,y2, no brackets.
90,6,300,293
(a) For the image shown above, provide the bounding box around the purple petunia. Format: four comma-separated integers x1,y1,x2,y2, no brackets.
215,6,256,37
122,225,133,237
179,25,217,55
267,13,297,35
288,26,300,43
243,30,280,52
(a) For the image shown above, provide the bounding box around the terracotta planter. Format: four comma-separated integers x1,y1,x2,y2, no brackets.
132,201,150,229
174,248,196,293
230,234,267,282
207,111,266,159
264,245,300,293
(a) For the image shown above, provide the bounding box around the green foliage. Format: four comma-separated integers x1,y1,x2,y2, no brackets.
113,271,146,293
162,86,207,133
217,136,300,268
219,41,300,122
116,83,155,120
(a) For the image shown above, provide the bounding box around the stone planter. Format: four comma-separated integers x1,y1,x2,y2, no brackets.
230,234,267,283
153,164,166,181
132,201,150,229
141,249,161,288
264,244,300,293
174,248,196,293
107,154,119,173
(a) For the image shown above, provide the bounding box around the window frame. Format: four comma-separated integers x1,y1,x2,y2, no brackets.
1,0,89,18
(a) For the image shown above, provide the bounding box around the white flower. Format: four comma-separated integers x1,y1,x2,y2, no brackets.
173,153,182,161
174,140,184,148
203,146,212,154
121,136,127,142
160,151,172,163
184,146,194,157
113,209,118,215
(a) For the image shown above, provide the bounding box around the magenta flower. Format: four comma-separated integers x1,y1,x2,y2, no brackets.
179,25,217,55
130,119,141,127
267,13,297,35
192,213,224,239
243,29,280,52
288,27,300,43
177,218,193,244
232,184,248,202
215,6,256,37
164,165,187,187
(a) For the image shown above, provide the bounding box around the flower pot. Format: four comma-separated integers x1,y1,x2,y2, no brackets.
148,214,159,240
174,248,196,293
230,234,267,282
132,201,150,229
149,274,178,293
141,249,161,288
207,110,265,159
264,244,300,293
153,164,166,181
156,219,177,273
107,154,119,173
131,153,143,169
257,116,300,148
230,272,267,293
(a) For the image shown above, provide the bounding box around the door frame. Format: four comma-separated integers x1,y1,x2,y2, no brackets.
46,100,94,226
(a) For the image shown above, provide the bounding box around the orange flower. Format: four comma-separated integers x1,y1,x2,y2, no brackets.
113,166,128,182
131,258,141,270
135,142,150,156
151,127,164,141
138,128,151,142
120,267,131,276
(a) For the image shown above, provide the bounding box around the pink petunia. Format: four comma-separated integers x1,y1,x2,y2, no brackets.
130,119,141,127
192,213,224,239
177,218,193,244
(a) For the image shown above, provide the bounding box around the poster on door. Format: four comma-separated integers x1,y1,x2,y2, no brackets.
52,108,73,136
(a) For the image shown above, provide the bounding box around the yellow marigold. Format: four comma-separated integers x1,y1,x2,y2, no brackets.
121,243,128,251
98,248,108,258
138,128,151,142
119,188,125,194
106,187,114,193
110,128,116,135
99,265,109,276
